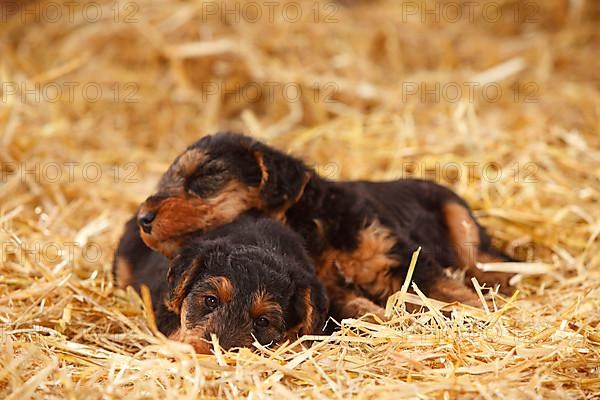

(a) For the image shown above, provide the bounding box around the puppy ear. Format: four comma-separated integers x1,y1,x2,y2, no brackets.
253,151,269,190
286,280,329,339
253,150,312,215
165,253,203,313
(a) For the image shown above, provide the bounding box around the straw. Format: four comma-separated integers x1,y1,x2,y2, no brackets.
1,0,599,398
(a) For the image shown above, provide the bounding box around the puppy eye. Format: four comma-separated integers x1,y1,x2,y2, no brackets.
186,168,227,197
254,316,270,328
204,295,219,310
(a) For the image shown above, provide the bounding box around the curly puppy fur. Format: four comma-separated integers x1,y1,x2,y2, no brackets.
115,216,328,354
115,132,515,320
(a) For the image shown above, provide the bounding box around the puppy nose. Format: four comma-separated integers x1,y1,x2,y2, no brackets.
137,210,156,234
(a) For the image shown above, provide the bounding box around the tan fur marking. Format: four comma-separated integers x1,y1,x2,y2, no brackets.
443,203,515,295
140,180,262,254
428,277,481,307
319,220,398,301
169,276,234,353
465,264,515,295
185,328,212,354
443,202,480,268
301,288,313,334
207,276,234,303
167,257,202,312
293,172,311,203
177,148,206,178
315,258,388,320
114,256,133,288
342,296,386,320
250,291,282,318
270,172,312,222
254,151,269,189
167,328,182,341
177,298,212,354
157,149,207,192
477,252,506,263
284,288,314,339
178,298,189,333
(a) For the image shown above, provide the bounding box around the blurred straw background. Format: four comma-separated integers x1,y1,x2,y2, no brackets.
0,0,599,398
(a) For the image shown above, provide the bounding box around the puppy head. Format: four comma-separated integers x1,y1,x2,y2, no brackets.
165,240,328,354
137,133,312,257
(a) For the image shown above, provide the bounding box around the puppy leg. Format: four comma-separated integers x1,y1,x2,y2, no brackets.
468,250,515,295
338,295,386,320
427,276,482,307
443,202,515,295
112,216,139,288
317,259,386,321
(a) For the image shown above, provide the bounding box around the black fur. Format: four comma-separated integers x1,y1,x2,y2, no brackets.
115,132,515,325
115,215,328,351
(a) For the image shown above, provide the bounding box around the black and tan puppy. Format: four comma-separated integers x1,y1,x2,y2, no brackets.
115,132,515,320
115,216,328,353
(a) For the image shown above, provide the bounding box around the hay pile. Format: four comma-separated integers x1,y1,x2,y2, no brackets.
1,0,599,398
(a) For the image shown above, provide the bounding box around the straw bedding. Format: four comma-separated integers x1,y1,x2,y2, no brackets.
1,0,599,398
